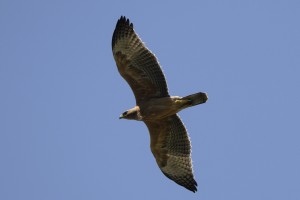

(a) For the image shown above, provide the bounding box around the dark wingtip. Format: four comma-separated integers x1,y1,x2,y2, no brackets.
112,16,134,49
117,16,133,28
193,180,198,192
162,171,198,193
187,179,198,193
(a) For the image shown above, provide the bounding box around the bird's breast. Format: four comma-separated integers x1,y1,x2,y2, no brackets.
139,97,182,120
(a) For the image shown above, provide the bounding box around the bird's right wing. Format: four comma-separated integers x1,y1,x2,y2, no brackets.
112,16,169,104
145,114,197,192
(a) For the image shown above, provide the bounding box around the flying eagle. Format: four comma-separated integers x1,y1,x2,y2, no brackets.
112,16,208,192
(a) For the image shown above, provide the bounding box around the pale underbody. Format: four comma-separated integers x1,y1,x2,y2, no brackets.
120,96,193,121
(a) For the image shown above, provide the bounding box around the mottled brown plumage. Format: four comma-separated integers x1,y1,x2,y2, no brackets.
112,16,169,104
112,16,208,192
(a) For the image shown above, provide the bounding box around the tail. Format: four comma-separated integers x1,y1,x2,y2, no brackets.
182,92,208,107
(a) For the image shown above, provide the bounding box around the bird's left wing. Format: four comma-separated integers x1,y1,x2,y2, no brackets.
112,16,169,104
145,114,198,192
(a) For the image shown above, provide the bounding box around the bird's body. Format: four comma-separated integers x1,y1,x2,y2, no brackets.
122,95,206,121
112,16,208,192
133,96,187,120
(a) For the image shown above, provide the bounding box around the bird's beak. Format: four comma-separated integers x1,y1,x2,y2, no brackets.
119,114,123,119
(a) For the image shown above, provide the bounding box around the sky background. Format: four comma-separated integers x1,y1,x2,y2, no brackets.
1,0,300,199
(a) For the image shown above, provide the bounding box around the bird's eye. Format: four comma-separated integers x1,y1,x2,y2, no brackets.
123,111,128,116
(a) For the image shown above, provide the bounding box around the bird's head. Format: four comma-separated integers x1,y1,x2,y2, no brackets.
119,106,142,121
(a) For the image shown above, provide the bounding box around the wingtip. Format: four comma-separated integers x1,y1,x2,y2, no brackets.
117,15,133,28
112,16,134,49
179,180,197,193
181,177,198,193
186,179,198,193
161,171,198,193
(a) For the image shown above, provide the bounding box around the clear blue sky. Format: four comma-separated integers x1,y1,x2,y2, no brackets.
1,0,299,199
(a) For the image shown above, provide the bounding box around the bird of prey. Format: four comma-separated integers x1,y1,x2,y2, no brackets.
112,16,208,192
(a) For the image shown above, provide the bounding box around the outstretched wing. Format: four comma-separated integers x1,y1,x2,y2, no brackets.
145,114,197,192
112,16,169,104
